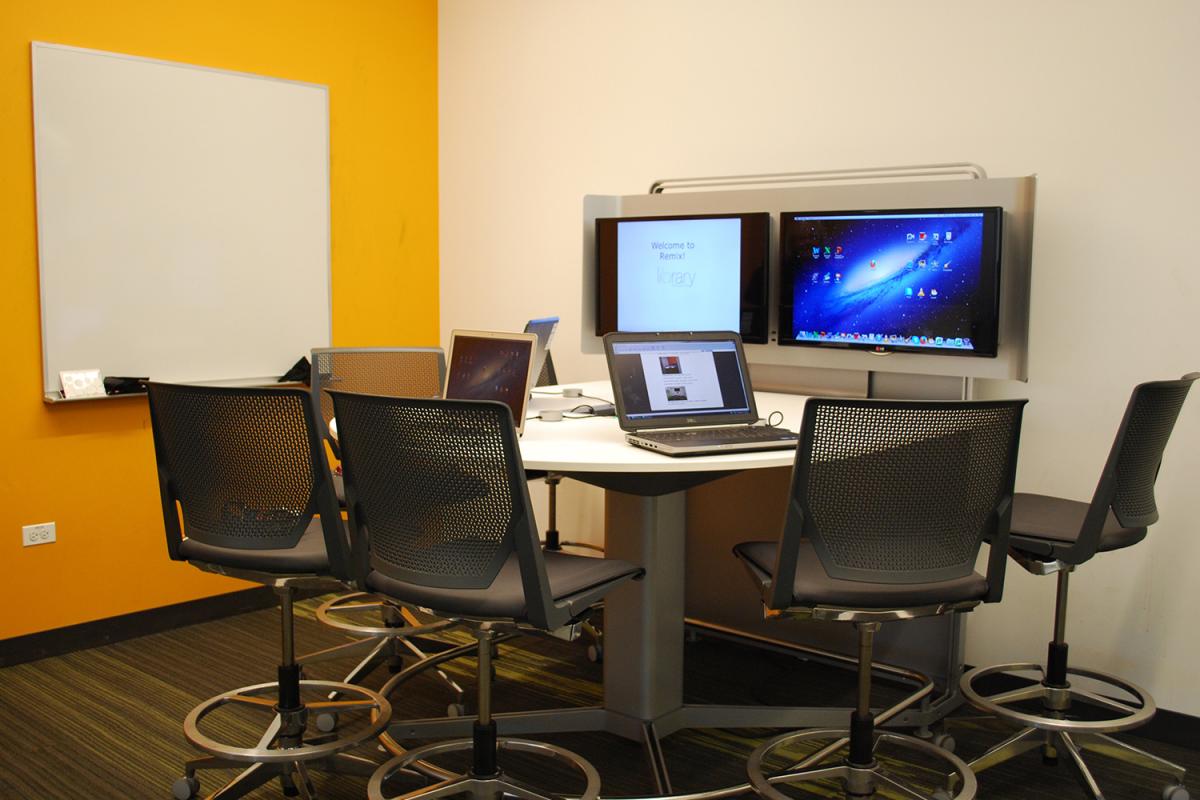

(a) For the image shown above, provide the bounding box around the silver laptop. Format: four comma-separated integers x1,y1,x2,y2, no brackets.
603,331,800,456
445,329,538,435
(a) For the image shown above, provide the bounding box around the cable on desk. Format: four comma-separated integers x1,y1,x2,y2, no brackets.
526,407,598,421
761,410,785,428
530,388,612,404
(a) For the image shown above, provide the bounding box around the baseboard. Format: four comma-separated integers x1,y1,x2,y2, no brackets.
0,587,280,667
967,668,1200,751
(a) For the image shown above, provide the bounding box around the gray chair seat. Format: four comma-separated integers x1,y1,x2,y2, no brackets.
179,518,331,573
734,539,989,609
366,549,641,623
1006,492,1147,559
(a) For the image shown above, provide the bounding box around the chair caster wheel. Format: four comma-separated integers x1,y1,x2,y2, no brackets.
932,733,956,753
316,711,339,732
1164,783,1190,800
447,703,467,717
586,643,603,663
171,775,199,800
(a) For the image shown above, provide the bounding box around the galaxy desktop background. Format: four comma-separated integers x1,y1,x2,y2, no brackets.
779,211,999,355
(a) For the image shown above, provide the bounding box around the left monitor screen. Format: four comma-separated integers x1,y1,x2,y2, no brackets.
595,213,769,343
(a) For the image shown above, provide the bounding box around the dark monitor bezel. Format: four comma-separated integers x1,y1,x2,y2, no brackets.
777,205,1004,358
595,212,770,344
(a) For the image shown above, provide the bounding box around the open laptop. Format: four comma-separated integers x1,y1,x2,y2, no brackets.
604,331,800,456
444,329,538,435
523,316,559,387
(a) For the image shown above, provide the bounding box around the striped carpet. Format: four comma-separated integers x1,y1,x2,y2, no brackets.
0,598,1194,798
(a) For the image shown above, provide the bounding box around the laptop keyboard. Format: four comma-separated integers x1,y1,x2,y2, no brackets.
639,426,797,446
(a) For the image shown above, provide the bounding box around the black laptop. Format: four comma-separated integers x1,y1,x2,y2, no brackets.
603,331,800,456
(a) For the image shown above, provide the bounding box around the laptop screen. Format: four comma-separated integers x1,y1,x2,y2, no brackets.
604,332,758,431
444,330,537,434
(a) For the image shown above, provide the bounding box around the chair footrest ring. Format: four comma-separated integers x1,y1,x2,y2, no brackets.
184,679,390,763
748,728,976,800
368,737,600,800
961,661,1156,733
315,592,460,638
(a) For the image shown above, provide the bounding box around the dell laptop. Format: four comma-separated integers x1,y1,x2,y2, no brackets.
444,329,538,435
604,331,800,456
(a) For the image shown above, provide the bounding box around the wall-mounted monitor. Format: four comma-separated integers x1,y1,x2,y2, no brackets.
778,207,1003,357
595,212,770,343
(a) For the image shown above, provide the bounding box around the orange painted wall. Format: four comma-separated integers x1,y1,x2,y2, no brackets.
0,1,439,639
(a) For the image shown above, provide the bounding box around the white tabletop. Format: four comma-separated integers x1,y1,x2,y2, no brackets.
520,380,810,473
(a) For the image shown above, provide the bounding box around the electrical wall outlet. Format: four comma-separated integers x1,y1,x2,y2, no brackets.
22,522,56,547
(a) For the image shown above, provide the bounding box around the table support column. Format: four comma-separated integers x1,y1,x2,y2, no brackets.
602,489,687,731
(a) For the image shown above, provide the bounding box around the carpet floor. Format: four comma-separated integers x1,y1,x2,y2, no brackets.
0,599,1194,799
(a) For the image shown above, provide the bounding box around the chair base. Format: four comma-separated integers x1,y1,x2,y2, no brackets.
961,661,1155,733
748,727,976,800
173,752,381,800
953,726,1188,800
308,593,466,713
368,738,600,800
960,661,1188,799
183,679,389,763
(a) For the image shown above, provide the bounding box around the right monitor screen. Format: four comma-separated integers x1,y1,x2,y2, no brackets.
779,207,1003,357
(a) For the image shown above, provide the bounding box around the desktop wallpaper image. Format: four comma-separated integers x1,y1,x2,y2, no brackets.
781,212,997,353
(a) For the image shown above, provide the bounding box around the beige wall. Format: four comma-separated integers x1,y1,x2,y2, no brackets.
439,1,1200,713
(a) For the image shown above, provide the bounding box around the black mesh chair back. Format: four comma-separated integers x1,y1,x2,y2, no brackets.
769,398,1025,609
146,382,347,574
1066,372,1198,561
328,392,559,624
311,347,445,455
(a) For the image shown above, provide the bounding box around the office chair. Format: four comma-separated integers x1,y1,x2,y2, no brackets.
303,347,467,716
146,382,390,800
311,346,444,462
327,391,644,800
957,373,1197,800
733,397,1026,800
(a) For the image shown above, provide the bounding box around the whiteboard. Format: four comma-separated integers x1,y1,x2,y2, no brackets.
32,42,331,400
